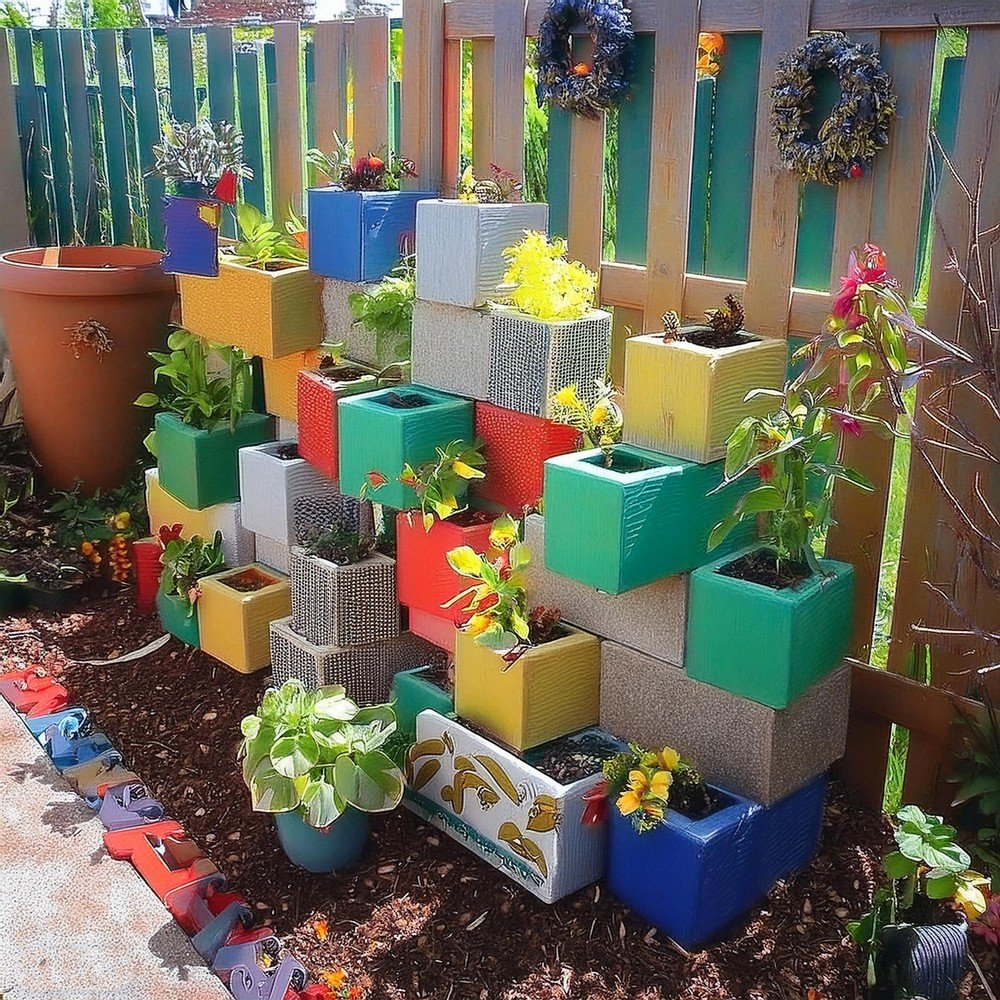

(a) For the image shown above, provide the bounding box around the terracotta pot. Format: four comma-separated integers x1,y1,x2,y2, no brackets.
0,246,176,492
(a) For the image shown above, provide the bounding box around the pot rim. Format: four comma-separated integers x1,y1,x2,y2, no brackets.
0,245,176,297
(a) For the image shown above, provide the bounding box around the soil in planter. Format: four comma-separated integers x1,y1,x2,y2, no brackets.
273,443,300,461
412,654,454,695
585,451,662,474
375,390,430,409
316,357,370,383
719,548,813,590
679,327,759,350
526,731,622,785
221,567,279,592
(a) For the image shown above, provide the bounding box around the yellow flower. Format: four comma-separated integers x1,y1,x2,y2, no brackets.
656,746,680,771
465,612,495,637
616,789,642,815
322,968,348,989
113,511,131,530
649,769,673,797
591,403,610,425
488,513,519,551
553,384,580,408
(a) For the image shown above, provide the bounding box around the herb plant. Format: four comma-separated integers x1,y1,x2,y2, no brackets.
159,531,225,614
239,679,404,829
391,439,487,531
498,231,597,322
299,523,379,566
231,204,308,267
457,163,523,203
306,131,416,191
348,257,415,366
152,118,251,189
549,380,621,468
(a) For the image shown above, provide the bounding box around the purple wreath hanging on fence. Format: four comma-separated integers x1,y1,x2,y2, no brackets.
535,0,634,119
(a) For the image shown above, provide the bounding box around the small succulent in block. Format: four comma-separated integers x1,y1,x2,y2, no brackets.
307,131,416,192
395,439,487,531
457,163,523,203
152,118,251,197
298,522,381,567
548,379,622,468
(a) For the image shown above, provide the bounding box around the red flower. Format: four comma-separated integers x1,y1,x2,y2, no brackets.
582,780,608,826
831,412,863,437
757,459,776,482
366,470,388,489
212,168,238,204
849,163,864,179
831,273,861,319
157,523,184,546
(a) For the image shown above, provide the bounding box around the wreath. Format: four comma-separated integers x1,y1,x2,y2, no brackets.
536,0,634,119
770,33,896,185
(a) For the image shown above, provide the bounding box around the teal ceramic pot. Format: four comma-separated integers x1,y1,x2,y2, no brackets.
274,807,369,873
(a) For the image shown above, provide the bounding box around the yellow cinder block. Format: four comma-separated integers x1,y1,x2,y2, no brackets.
262,349,321,422
145,467,214,538
453,626,601,752
178,258,322,359
196,565,291,673
623,332,787,463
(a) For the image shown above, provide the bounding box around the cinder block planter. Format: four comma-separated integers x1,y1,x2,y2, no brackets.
156,585,200,648
289,546,399,647
269,617,446,699
196,565,291,674
599,641,850,805
472,402,579,514
255,534,291,574
396,510,494,622
162,195,220,276
144,468,256,568
178,257,322,359
321,278,378,364
488,306,611,418
623,331,786,463
297,364,378,479
411,300,492,400
414,199,549,307
407,607,457,653
308,188,434,281
454,625,601,752
238,440,346,545
686,545,855,708
523,514,687,666
155,411,274,509
406,711,621,903
262,349,320,422
391,665,453,736
277,417,298,441
338,387,474,508
543,446,752,593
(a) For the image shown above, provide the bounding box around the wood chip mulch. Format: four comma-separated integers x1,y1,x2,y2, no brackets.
1,591,994,1000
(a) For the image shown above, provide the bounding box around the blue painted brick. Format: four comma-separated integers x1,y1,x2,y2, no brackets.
162,195,220,277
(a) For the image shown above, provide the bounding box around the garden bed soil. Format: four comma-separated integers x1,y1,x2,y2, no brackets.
376,391,429,409
316,359,370,383
525,731,621,785
681,329,757,350
719,549,813,590
274,443,300,461
1,590,993,1000
221,567,280,592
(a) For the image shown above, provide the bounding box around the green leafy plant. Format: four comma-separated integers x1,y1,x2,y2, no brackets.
348,257,415,366
238,679,404,829
152,119,252,189
306,131,416,191
498,231,597,322
230,203,307,267
548,380,621,468
159,532,225,614
298,522,379,566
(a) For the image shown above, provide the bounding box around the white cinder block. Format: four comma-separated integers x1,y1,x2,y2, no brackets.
277,418,298,441
411,300,492,400
255,534,291,574
321,277,408,368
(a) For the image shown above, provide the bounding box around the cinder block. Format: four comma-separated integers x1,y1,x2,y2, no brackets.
321,278,378,363
523,514,686,665
277,418,298,441
411,300,492,400
599,641,849,805
254,534,290,574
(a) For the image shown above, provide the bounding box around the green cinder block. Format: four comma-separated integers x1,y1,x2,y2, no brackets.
155,411,275,509
156,584,201,648
543,446,753,593
391,666,453,737
685,544,855,709
338,386,474,509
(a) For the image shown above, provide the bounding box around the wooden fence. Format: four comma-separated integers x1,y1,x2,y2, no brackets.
2,0,999,814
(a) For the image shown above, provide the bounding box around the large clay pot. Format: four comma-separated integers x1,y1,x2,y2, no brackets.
0,246,176,492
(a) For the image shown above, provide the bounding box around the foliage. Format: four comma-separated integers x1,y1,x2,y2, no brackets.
347,258,415,366
231,204,307,267
159,532,225,614
0,1,30,28
151,119,251,189
238,679,404,829
135,328,254,437
457,163,522,204
498,231,597,322
972,895,1000,949
549,380,621,468
306,131,415,192
298,522,379,567
603,744,711,834
389,439,487,531
705,293,747,337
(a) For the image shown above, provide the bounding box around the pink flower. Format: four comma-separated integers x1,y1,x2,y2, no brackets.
187,584,202,606
757,459,776,482
831,412,863,438
972,896,1000,949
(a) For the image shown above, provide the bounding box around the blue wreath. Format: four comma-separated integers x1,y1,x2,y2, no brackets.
536,0,634,119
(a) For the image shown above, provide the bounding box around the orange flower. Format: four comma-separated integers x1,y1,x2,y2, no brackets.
699,32,724,55
572,62,590,76
322,968,347,989
313,918,329,941
348,989,364,1000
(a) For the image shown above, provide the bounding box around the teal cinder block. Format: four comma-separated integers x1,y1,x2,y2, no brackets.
543,446,753,593
156,585,200,648
338,386,474,509
391,666,453,737
685,544,855,708
155,411,274,509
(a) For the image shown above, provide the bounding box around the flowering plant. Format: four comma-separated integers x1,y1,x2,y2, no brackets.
697,32,724,79
498,231,597,322
307,131,415,192
231,204,307,267
152,118,251,193
393,439,486,531
973,895,1000,950
457,163,522,203
159,531,225,614
549,379,621,467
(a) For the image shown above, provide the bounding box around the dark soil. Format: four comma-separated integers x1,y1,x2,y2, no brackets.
525,732,621,786
681,328,758,350
1,591,994,1000
450,508,495,528
317,358,370,383
587,451,660,474
407,655,453,695
719,549,813,591
221,567,279,592
274,443,300,461
377,391,429,410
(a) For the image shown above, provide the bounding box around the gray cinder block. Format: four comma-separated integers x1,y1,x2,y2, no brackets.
255,534,290,574
523,514,687,666
411,300,492,401
599,641,850,805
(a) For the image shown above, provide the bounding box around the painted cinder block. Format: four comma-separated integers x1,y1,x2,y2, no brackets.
406,711,621,903
623,332,787,463
686,545,855,708
308,187,434,281
411,300,492,400
254,534,291,574
269,616,446,701
415,199,549,307
543,446,753,593
407,607,457,653
262,349,321,422
157,585,200,648
523,514,687,666
155,410,274,509
391,665,453,736
488,306,612,418
161,195,220,276
338,386,474,509
599,641,849,805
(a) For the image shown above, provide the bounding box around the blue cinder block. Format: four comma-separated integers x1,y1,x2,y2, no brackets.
756,773,827,889
308,188,434,281
162,195,220,277
44,724,115,771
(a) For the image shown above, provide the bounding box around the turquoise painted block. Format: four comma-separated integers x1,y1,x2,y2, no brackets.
391,666,453,737
338,386,474,509
543,446,753,594
155,411,275,510
156,586,200,648
686,544,855,709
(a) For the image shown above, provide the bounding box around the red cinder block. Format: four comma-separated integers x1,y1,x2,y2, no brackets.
132,537,162,614
1,673,70,717
473,402,580,514
297,368,375,480
407,607,456,654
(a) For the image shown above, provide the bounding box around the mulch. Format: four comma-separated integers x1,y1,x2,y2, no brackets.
1,590,995,1000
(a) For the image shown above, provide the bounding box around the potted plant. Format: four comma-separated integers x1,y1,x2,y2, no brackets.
445,514,600,752
261,347,321,423
178,204,321,360
685,382,868,709
487,232,611,418
156,531,225,647
849,805,988,998
196,563,291,674
623,297,787,463
338,386,474,509
345,257,417,369
136,328,274,510
153,119,251,277
306,133,433,282
238,679,404,873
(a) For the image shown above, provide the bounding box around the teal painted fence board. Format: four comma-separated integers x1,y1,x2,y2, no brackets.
129,27,164,248
166,27,196,124
687,77,715,273
236,47,266,213
59,29,99,244
38,30,73,243
94,30,132,245
13,28,51,246
614,33,652,265
546,106,570,240
264,40,277,218
206,26,235,124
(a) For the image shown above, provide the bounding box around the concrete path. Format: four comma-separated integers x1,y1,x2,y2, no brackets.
0,698,231,1000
